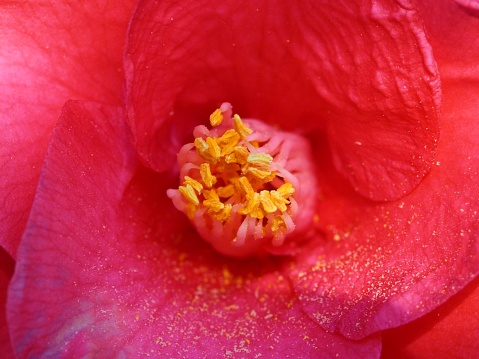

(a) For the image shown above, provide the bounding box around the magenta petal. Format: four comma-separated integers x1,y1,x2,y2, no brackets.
290,80,479,339
0,248,14,359
8,101,381,357
0,0,136,257
125,0,440,202
381,275,479,358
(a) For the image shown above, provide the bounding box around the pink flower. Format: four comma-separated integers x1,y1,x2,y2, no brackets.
1,0,478,357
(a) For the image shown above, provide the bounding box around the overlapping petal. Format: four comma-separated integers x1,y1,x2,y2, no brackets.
0,249,15,358
290,78,479,339
8,101,382,357
0,0,136,257
381,275,479,358
125,0,440,202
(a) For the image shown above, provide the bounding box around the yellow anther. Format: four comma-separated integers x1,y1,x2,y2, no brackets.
271,216,286,232
277,183,295,198
203,190,224,212
218,129,240,156
179,184,199,206
200,163,217,188
215,204,232,222
242,192,264,219
239,176,255,197
183,176,203,193
270,191,290,212
205,137,221,161
217,184,235,198
244,153,273,179
247,153,273,168
210,108,223,127
259,191,277,213
225,146,249,165
233,114,252,139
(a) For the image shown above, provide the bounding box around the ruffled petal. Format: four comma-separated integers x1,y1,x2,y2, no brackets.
8,101,381,357
381,275,479,358
290,80,479,339
0,248,15,359
125,0,440,202
0,0,136,257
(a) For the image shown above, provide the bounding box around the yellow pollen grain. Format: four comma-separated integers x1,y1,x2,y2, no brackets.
200,163,216,188
209,108,223,126
271,216,286,232
233,114,252,139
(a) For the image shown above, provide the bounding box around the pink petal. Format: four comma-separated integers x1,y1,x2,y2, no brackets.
0,248,15,359
8,101,381,357
0,0,136,258
290,77,479,339
381,275,479,358
125,0,440,202
417,0,479,83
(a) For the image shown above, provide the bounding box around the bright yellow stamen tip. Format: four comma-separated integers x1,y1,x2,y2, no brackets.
210,108,224,127
178,184,199,206
233,114,252,139
200,163,216,188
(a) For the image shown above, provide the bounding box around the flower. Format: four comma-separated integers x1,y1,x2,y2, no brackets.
1,0,479,357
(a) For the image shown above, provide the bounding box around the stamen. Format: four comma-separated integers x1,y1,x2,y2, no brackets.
167,102,317,257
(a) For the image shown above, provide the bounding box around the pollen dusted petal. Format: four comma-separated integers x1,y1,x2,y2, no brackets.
168,103,318,257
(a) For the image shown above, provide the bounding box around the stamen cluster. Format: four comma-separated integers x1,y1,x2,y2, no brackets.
167,103,299,252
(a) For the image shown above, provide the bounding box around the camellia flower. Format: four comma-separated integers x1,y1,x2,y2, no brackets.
1,0,479,357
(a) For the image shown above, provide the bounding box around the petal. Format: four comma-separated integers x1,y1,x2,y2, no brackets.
290,80,479,339
0,0,136,257
381,275,479,358
417,0,479,82
0,248,15,359
8,101,381,357
125,0,440,202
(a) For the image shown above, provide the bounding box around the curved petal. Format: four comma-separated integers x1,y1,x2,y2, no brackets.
0,248,15,359
381,275,479,358
417,0,479,82
0,0,136,257
290,80,479,339
8,101,381,357
125,0,440,202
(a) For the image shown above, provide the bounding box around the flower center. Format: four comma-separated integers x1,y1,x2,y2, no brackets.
167,102,317,257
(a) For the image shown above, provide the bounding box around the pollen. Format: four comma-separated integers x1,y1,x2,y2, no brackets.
167,102,317,257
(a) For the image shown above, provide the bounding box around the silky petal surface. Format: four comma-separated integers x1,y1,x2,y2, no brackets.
125,0,439,201
417,0,479,82
0,0,136,257
0,248,15,359
381,275,479,358
8,101,381,358
290,79,479,339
